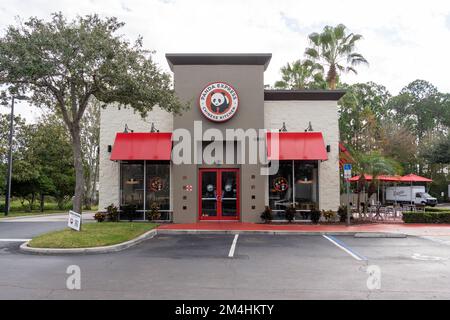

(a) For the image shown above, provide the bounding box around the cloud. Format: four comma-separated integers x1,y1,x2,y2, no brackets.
1,0,450,121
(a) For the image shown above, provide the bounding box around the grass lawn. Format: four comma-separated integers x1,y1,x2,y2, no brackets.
28,222,157,249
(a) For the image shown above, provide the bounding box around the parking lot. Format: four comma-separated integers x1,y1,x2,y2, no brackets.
1,221,450,299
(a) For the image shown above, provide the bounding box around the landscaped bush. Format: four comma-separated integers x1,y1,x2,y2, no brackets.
402,211,450,224
105,204,119,222
424,207,449,213
284,205,296,223
260,206,273,223
94,212,106,222
322,210,336,222
310,210,321,224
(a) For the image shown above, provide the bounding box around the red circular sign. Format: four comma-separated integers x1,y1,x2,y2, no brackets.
199,82,239,122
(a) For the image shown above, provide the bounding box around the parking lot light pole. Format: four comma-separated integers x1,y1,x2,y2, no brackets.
4,95,28,216
4,96,15,216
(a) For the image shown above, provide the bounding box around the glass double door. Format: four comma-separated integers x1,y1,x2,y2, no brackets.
199,169,240,220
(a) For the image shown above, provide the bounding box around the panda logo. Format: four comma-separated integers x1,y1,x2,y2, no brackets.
210,91,230,113
199,82,239,122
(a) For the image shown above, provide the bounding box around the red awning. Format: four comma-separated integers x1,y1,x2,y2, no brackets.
110,132,172,161
266,132,328,161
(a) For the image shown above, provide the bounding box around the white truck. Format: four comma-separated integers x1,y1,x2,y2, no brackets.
385,186,437,206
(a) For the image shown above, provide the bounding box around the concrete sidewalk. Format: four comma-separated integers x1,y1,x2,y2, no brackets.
157,222,450,237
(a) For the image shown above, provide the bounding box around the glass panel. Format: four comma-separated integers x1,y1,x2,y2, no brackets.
146,162,170,220
120,161,144,210
201,171,217,217
294,161,318,215
268,161,293,215
221,171,238,217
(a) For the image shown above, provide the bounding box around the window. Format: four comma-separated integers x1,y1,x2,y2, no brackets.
146,162,170,218
120,160,171,220
120,161,144,210
268,160,319,220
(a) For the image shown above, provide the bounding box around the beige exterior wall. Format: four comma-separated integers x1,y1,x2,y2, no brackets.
264,100,340,211
98,105,173,211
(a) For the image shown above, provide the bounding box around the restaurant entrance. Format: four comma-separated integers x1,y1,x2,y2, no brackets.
199,168,240,221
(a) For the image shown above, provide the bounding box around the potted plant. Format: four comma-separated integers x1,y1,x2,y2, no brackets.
322,210,337,223
94,212,106,222
147,202,161,221
105,204,119,222
285,204,296,223
310,210,321,224
260,206,273,223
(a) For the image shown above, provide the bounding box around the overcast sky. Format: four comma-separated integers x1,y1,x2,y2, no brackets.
1,0,450,122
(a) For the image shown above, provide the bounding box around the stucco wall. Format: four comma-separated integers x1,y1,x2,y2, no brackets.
264,100,340,211
98,105,173,211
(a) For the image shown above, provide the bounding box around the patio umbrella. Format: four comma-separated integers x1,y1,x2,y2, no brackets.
349,174,373,182
399,174,433,206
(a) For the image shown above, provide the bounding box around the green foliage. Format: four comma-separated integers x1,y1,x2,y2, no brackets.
105,204,119,222
146,202,161,221
402,211,450,224
310,210,321,224
322,210,336,222
94,212,107,222
337,205,349,222
284,205,296,223
305,24,368,89
338,82,391,153
0,13,186,214
260,206,273,223
274,59,326,90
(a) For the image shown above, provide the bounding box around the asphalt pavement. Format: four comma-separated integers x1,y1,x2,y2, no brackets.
1,222,450,299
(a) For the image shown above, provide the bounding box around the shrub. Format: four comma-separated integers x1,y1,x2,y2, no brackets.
94,212,106,222
322,210,336,222
337,205,347,222
285,205,296,223
424,207,448,213
146,202,161,221
310,210,321,224
105,204,119,222
402,211,450,224
260,206,273,223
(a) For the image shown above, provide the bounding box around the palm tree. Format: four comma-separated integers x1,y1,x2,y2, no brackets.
274,59,326,90
354,152,401,216
305,24,368,90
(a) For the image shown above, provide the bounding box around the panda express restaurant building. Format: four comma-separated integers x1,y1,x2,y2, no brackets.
98,53,345,223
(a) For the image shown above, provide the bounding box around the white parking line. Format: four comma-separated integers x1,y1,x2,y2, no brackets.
323,235,367,261
228,234,239,258
0,239,31,242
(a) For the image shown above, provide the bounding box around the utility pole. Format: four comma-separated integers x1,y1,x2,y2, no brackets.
4,96,15,216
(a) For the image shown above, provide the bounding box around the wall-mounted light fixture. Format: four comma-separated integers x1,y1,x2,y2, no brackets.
326,145,331,153
107,145,112,153
150,122,160,133
279,122,287,132
124,124,133,133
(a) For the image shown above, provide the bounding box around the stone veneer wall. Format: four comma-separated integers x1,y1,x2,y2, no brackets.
264,100,340,211
98,105,173,211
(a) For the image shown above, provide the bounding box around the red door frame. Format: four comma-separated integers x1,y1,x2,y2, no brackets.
198,168,240,221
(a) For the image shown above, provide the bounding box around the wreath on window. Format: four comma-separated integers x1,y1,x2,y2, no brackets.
149,177,164,192
273,177,289,192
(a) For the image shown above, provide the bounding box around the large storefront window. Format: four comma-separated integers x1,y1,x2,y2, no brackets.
268,160,318,220
120,161,144,211
120,161,171,220
146,162,171,220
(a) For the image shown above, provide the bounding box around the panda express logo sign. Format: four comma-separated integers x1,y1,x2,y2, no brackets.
199,82,239,122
